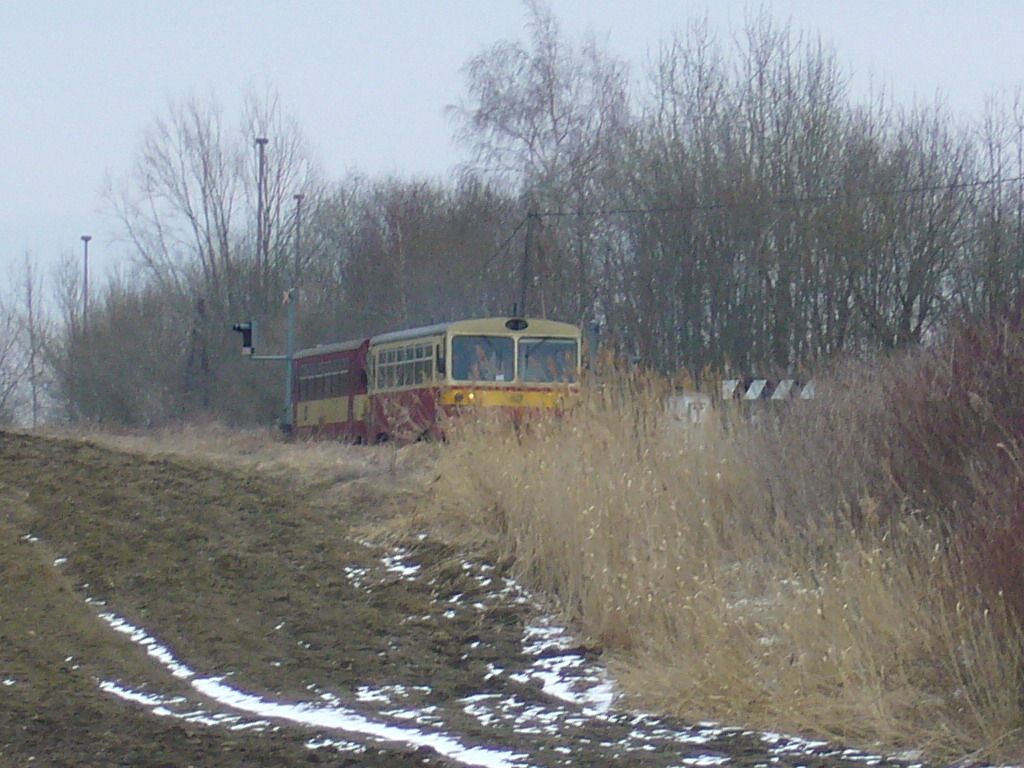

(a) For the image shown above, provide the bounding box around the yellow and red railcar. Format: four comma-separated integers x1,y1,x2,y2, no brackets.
292,317,580,442
293,338,370,442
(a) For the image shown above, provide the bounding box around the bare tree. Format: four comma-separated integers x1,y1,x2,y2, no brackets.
15,254,49,427
111,94,239,310
47,252,86,423
0,292,25,424
845,107,972,348
99,88,321,424
957,89,1024,318
451,0,631,320
307,175,519,342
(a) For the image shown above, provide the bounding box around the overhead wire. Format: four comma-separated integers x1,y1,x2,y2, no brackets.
471,213,528,279
530,172,1024,220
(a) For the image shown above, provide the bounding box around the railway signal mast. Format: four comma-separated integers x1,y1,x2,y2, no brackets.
230,136,302,434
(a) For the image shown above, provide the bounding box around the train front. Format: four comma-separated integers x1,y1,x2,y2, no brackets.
439,317,581,417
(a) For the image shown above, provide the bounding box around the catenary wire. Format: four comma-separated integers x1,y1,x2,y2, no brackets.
530,172,1024,219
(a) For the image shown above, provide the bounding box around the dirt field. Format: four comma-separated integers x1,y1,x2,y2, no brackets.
0,430,922,767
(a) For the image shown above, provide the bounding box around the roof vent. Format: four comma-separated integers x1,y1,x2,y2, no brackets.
505,318,529,331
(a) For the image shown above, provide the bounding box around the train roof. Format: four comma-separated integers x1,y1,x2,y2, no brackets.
371,317,580,346
294,338,366,360
295,318,581,359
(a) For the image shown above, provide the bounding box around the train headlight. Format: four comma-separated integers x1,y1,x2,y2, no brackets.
467,391,475,401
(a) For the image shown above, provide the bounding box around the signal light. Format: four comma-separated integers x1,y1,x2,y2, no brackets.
232,321,254,356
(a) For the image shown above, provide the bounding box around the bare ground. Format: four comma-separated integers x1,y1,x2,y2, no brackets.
0,430,923,767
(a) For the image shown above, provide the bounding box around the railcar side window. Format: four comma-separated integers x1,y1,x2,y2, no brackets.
518,338,579,383
297,358,351,400
371,342,437,390
452,336,514,382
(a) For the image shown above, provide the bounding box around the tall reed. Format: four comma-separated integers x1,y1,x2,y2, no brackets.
433,368,1024,761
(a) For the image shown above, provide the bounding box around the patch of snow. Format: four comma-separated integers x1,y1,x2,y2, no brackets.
512,617,616,715
306,736,366,753
680,757,730,766
355,686,391,704
194,677,528,768
381,550,421,579
99,679,271,730
99,614,195,680
342,566,369,588
99,681,176,710
355,684,432,705
98,612,529,768
381,705,444,727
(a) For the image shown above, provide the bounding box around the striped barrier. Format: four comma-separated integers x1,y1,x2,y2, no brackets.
721,379,815,401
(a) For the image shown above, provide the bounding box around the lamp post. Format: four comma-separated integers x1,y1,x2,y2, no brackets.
80,235,91,332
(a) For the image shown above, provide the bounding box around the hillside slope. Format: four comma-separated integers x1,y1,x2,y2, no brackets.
0,430,923,768
0,431,506,766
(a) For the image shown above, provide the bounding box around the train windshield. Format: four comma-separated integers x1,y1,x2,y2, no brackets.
518,337,578,383
451,335,515,382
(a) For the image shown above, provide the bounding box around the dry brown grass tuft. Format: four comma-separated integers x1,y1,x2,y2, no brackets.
431,368,1024,762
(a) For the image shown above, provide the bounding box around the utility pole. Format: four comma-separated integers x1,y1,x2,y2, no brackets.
519,207,537,317
283,193,303,433
255,137,268,288
80,235,91,332
293,193,303,289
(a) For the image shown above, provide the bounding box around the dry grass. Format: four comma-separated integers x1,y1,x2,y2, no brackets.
430,370,1024,762
47,421,434,485
43,421,440,539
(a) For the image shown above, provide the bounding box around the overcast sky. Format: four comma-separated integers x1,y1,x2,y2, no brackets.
3,0,1024,279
